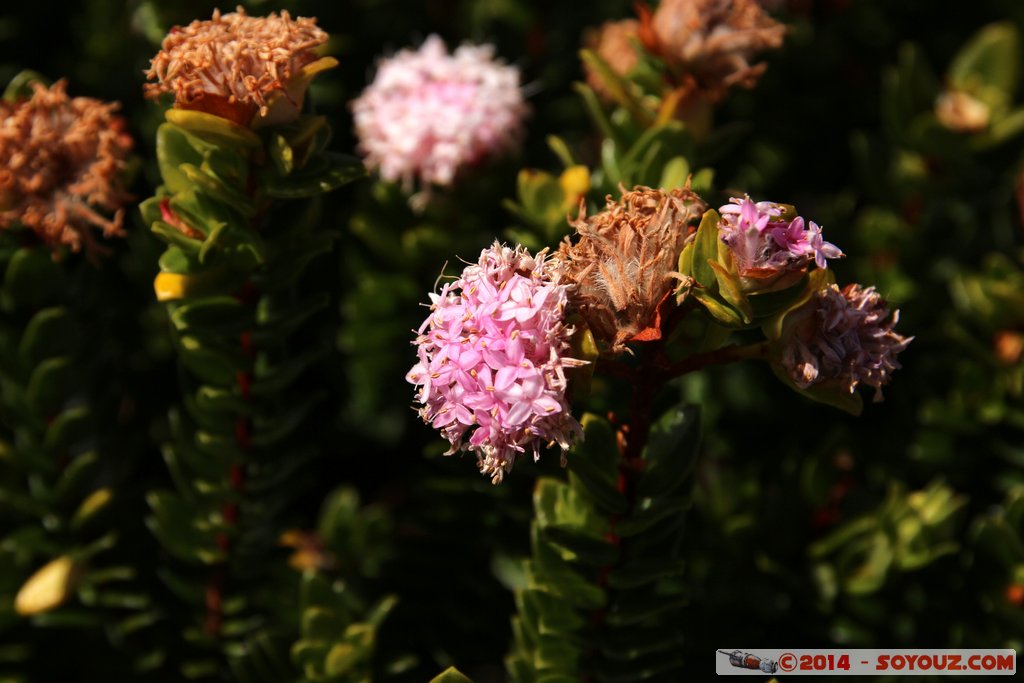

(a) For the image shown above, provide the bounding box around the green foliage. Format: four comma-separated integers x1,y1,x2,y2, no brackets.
1,2,1024,681
508,410,698,682
140,99,362,678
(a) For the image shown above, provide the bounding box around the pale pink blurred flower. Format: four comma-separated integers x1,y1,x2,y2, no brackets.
0,80,133,254
353,35,528,193
781,283,912,401
407,242,585,483
719,196,842,291
144,7,332,126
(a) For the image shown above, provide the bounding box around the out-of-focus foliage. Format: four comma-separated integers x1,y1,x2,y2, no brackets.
0,0,1022,681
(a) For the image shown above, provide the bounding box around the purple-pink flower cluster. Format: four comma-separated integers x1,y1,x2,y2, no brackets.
353,35,528,193
719,196,842,286
781,283,912,401
407,242,585,483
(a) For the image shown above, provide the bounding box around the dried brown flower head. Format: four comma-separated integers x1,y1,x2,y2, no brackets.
0,80,133,254
144,7,332,126
559,186,706,352
583,19,642,101
650,0,786,100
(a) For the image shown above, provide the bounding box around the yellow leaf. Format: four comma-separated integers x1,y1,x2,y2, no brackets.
15,556,79,616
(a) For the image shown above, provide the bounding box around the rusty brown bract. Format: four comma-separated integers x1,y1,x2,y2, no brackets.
559,186,706,353
144,7,327,125
0,80,133,254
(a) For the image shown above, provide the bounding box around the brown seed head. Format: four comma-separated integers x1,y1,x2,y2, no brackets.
0,80,133,254
651,0,786,100
559,186,706,352
583,19,642,101
144,7,328,125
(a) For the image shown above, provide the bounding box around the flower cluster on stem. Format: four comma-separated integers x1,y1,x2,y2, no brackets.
144,7,330,126
407,242,586,483
719,195,842,291
353,35,528,193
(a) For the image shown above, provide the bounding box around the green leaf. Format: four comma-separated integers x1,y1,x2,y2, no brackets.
949,22,1020,100
541,525,619,566
4,247,64,310
170,297,250,333
176,335,246,386
3,70,50,101
658,156,690,190
637,405,700,498
691,210,720,288
44,405,92,452
164,109,261,148
53,450,100,501
614,498,689,537
769,363,864,416
566,416,626,514
26,357,72,416
578,49,651,125
693,289,744,327
268,133,295,176
430,667,474,683
603,594,688,627
151,220,202,253
264,153,366,198
547,136,576,168
19,307,74,364
707,259,751,323
155,124,205,196
607,558,687,590
573,82,618,146
146,492,223,565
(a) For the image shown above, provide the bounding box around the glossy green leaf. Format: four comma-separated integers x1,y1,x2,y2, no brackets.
4,247,64,310
44,405,91,452
949,22,1020,99
26,357,72,416
19,307,73,364
691,209,720,289
637,405,700,498
155,123,204,195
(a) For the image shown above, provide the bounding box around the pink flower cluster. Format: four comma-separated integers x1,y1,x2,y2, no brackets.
719,196,842,284
353,35,528,192
782,284,912,401
407,242,585,483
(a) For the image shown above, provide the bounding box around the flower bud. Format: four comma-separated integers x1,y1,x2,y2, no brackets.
778,283,912,402
719,196,842,292
935,90,990,134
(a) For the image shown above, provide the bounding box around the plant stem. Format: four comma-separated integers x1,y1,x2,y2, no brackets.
665,340,770,378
